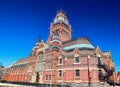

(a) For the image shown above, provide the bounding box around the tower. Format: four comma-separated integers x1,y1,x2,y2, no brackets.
47,10,72,44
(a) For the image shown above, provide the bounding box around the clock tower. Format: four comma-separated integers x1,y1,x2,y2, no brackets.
47,10,72,44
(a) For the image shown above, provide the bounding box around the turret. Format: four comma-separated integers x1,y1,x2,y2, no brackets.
47,10,72,44
32,37,42,55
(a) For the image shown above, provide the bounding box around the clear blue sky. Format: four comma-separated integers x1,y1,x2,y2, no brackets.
0,0,120,72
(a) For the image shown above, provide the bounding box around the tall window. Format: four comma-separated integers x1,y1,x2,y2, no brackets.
75,70,80,77
59,70,62,77
75,57,79,63
47,62,52,69
46,75,48,80
49,74,51,80
59,58,63,64
39,52,44,60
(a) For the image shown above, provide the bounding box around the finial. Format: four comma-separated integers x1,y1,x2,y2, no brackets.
97,45,99,48
60,7,63,11
57,8,59,13
37,36,42,43
57,8,66,15
108,50,111,54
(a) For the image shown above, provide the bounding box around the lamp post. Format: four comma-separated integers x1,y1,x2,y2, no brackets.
87,55,91,86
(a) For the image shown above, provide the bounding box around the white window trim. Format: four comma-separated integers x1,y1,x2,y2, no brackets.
74,57,80,64
58,70,62,78
58,56,63,65
74,53,80,64
75,69,80,78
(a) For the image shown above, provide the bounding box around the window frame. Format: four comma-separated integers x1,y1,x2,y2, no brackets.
59,70,62,78
59,58,63,64
58,56,63,65
47,62,52,69
49,74,51,80
46,75,48,80
39,52,44,61
75,57,79,63
75,69,80,78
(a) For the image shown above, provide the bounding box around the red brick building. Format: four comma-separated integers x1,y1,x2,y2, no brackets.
3,10,120,86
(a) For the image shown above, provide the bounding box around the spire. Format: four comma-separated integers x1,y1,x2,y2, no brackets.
37,36,42,43
95,45,101,57
96,45,101,52
52,9,70,26
57,8,66,15
47,9,72,44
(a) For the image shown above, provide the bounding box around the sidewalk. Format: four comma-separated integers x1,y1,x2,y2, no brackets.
0,82,36,87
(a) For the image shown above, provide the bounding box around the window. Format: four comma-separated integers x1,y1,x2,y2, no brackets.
59,58,63,64
49,74,51,80
36,63,44,71
39,52,44,60
46,75,48,80
75,70,80,77
59,70,62,77
75,57,79,63
75,83,80,86
47,62,52,69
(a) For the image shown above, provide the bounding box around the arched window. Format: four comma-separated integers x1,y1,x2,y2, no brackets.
74,53,80,63
39,52,44,60
59,70,62,77
47,62,52,69
59,58,63,64
58,56,63,65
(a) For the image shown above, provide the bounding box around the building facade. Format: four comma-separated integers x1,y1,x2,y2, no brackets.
0,66,4,80
3,10,120,86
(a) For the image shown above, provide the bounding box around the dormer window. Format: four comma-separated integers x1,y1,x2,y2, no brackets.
74,53,80,64
59,58,63,64
75,57,79,63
